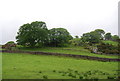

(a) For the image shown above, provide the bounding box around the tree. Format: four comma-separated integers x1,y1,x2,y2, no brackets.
81,31,101,45
16,21,48,47
75,36,79,38
69,38,83,46
112,35,119,41
118,39,120,54
49,28,73,47
94,29,105,40
81,29,105,45
104,33,112,40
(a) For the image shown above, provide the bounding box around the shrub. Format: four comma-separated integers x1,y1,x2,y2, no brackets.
3,41,16,50
6,41,15,44
97,43,119,54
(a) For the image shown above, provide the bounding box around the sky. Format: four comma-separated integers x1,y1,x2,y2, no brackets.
0,0,119,44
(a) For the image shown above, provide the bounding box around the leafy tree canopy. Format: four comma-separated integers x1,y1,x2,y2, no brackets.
81,29,104,45
104,33,112,40
94,29,105,40
75,36,79,38
112,35,119,41
49,28,73,47
69,38,84,46
16,21,48,47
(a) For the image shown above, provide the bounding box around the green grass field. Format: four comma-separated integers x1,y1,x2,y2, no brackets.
2,53,118,79
19,46,118,59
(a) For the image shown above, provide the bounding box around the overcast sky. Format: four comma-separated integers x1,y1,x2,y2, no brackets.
0,0,119,44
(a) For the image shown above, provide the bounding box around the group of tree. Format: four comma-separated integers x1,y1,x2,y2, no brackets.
80,29,105,45
3,21,119,54
16,21,73,47
70,29,119,46
16,21,119,48
69,29,119,54
15,21,120,54
104,33,119,41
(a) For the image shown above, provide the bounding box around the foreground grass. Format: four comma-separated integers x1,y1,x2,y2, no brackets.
19,46,118,59
2,53,118,79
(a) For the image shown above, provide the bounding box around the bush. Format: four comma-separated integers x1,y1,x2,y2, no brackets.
3,41,16,50
97,43,119,54
6,41,15,44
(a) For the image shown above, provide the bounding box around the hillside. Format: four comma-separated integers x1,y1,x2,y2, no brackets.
102,40,118,46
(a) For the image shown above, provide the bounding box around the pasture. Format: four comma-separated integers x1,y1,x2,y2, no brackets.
2,52,118,79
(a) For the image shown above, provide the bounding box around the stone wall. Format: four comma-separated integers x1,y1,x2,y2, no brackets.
1,50,120,62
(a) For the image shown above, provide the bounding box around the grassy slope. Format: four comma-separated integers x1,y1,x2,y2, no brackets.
2,53,118,79
102,40,118,46
19,46,118,59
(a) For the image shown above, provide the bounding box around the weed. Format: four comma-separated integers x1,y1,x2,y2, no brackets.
62,74,65,76
74,70,78,73
43,75,48,79
39,71,42,73
107,76,115,79
68,73,72,76
53,70,56,72
68,68,72,72
71,75,76,78
79,76,83,79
